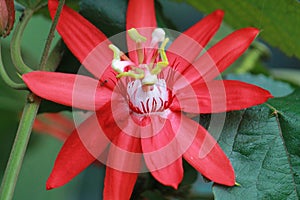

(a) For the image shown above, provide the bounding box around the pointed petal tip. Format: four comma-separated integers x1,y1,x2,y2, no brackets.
153,169,183,190
262,88,274,101
213,166,236,186
46,181,54,190
46,186,53,190
245,27,260,37
46,176,62,190
171,183,180,190
46,174,71,190
212,9,225,18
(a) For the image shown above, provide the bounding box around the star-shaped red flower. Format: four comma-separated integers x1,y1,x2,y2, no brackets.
22,0,272,199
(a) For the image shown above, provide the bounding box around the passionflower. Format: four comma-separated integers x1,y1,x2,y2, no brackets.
22,0,272,199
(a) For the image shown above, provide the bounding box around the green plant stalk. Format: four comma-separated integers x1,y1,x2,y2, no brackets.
10,9,34,74
39,0,65,70
0,94,40,200
0,40,27,89
44,40,65,72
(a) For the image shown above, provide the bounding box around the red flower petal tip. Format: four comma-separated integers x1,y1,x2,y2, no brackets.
212,9,225,18
245,27,260,38
172,183,179,190
46,183,54,190
46,177,61,190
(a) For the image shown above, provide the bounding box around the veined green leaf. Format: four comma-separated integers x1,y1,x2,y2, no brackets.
213,88,300,199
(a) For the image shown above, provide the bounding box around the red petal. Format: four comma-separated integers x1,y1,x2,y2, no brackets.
169,112,235,186
141,117,183,189
167,10,224,73
193,28,259,82
184,125,235,186
126,0,157,62
150,159,183,189
106,131,142,172
48,0,113,78
171,80,273,113
104,131,142,199
126,0,156,29
46,113,110,189
23,71,112,111
103,168,138,200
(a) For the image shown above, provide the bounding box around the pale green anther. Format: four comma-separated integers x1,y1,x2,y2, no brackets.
117,70,144,79
109,44,121,60
128,28,147,43
151,38,169,75
109,44,123,73
235,182,241,187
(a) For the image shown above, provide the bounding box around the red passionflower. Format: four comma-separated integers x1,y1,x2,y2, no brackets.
23,0,272,199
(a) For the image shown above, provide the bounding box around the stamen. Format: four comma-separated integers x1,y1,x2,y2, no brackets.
151,38,169,75
128,28,147,64
109,44,134,73
148,28,166,67
117,68,144,79
150,28,165,47
109,44,120,60
128,28,147,43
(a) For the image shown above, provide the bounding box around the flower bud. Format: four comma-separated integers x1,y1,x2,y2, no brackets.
0,0,15,37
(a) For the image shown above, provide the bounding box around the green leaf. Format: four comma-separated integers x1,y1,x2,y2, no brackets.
182,0,300,59
213,89,300,199
226,73,294,97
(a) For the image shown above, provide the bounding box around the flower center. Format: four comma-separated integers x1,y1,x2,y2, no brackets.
127,79,169,115
109,28,171,115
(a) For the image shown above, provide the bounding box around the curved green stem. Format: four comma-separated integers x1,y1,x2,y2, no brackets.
10,9,34,74
0,94,40,200
0,40,27,89
39,0,65,70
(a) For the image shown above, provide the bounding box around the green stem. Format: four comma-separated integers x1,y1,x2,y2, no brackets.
0,94,40,200
10,9,34,74
0,41,27,89
39,0,65,70
44,40,65,72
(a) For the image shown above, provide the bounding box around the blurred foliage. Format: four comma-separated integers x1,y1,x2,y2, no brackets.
271,68,300,87
180,0,300,59
13,135,81,200
16,0,47,10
